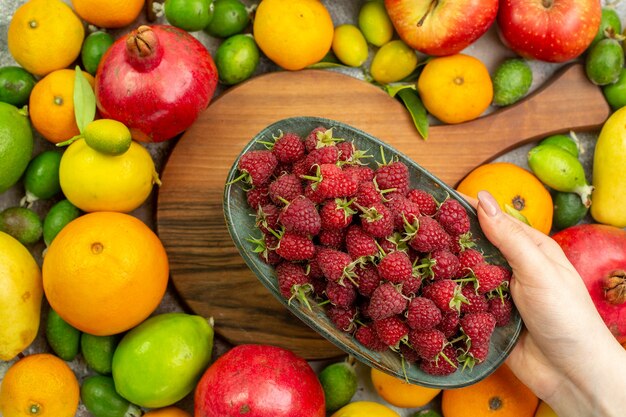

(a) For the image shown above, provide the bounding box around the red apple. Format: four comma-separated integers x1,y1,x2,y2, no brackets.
552,224,626,343
384,0,498,56
497,0,601,62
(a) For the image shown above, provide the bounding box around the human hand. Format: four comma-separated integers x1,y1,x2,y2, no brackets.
474,190,626,417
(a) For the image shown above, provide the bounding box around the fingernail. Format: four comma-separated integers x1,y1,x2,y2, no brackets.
478,190,500,217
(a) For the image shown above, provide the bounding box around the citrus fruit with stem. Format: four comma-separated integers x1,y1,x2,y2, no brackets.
417,54,493,124
71,0,145,28
42,211,169,336
0,353,80,417
370,367,441,408
7,0,84,76
456,162,553,234
59,139,159,213
254,0,334,70
0,102,33,194
83,119,133,155
29,69,95,144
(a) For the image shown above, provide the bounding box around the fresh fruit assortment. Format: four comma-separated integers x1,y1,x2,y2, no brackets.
232,126,514,376
1,0,626,415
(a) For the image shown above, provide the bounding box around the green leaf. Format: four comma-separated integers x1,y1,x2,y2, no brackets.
396,88,429,140
73,66,96,134
504,204,531,226
383,83,416,98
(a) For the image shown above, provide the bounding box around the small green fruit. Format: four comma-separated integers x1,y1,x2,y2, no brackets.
82,333,120,375
539,133,578,157
552,191,589,231
590,8,622,50
318,360,358,412
586,38,624,86
23,150,63,204
215,34,259,85
83,119,132,156
81,375,142,417
43,199,81,246
332,24,369,67
46,308,81,361
358,0,393,47
0,206,42,245
492,58,533,106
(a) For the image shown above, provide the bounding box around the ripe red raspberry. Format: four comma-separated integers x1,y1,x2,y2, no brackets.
355,325,387,352
337,141,355,161
458,248,484,271
272,132,305,163
307,249,324,279
303,181,326,204
408,216,451,253
436,198,470,236
275,232,315,261
246,186,270,209
325,280,356,309
255,204,280,234
377,251,413,284
459,342,490,370
354,181,382,207
273,162,292,178
318,228,346,250
320,198,355,230
317,248,353,283
305,126,334,151
385,194,421,230
460,312,497,345
292,157,310,177
373,316,409,347
408,329,447,361
460,284,489,314
369,282,408,321
488,296,513,326
354,264,381,297
406,297,442,331
422,279,466,312
306,164,358,200
472,263,506,294
276,262,311,307
407,189,438,216
437,311,460,338
305,146,340,171
420,345,458,376
360,202,394,238
269,173,303,205
249,232,280,265
429,249,460,280
327,305,356,332
345,225,378,260
399,344,420,364
401,275,422,297
343,165,374,184
237,150,278,187
375,161,410,196
278,196,321,236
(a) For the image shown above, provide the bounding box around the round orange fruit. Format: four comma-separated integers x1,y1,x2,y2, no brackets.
42,212,169,336
0,353,80,417
29,69,95,144
144,407,192,417
370,367,441,408
71,0,145,28
442,364,538,417
456,162,553,234
417,54,493,124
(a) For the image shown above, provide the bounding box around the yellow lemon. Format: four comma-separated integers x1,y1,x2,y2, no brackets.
59,139,159,213
8,0,84,76
253,0,334,70
370,368,441,408
330,401,400,417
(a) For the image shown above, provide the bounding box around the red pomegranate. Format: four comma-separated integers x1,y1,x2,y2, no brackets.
95,25,218,142
552,223,626,343
194,344,325,417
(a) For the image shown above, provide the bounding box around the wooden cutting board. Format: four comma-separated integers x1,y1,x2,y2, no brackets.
156,64,609,359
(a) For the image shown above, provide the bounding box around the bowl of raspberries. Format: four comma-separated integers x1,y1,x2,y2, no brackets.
223,116,522,388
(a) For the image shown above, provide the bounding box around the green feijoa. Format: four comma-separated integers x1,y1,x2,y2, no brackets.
590,8,622,50
552,191,589,231
585,38,624,86
165,0,214,32
81,333,121,375
539,134,578,157
527,144,592,207
603,67,626,110
204,0,249,38
81,32,114,75
358,0,394,47
46,308,81,361
492,58,533,106
0,66,37,107
215,34,259,85
0,206,42,245
332,24,369,67
23,150,63,204
43,199,81,246
81,375,141,417
318,360,358,412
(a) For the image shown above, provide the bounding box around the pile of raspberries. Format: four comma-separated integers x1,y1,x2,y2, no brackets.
234,126,513,376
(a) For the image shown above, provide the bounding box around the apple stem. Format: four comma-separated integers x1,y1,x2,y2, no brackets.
604,270,626,305
417,0,438,27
